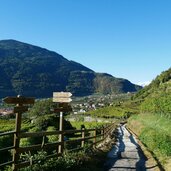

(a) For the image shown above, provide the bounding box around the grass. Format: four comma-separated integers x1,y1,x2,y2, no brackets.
128,113,171,170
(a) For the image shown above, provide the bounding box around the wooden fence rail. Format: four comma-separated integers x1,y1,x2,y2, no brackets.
0,123,115,170
0,95,116,171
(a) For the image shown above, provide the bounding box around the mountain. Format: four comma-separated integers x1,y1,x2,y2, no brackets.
94,73,141,94
134,67,171,116
0,39,142,98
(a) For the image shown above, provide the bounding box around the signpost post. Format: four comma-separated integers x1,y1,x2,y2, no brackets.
3,95,35,171
52,92,72,154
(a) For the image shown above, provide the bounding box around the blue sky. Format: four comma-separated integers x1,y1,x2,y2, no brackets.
0,0,171,84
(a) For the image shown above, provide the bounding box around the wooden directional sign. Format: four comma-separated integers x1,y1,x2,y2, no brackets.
53,92,72,98
3,96,35,105
53,92,72,103
53,98,72,103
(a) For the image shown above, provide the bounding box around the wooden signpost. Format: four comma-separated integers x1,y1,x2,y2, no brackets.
53,92,72,114
53,92,72,154
3,95,35,171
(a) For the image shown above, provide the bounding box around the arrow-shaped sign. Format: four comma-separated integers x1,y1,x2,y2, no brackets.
53,92,72,98
53,98,72,103
53,92,72,103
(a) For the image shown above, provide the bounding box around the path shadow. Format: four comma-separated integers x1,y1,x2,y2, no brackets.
129,133,147,171
104,125,154,171
104,125,125,170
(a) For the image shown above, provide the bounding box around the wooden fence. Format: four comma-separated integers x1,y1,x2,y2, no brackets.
0,96,116,171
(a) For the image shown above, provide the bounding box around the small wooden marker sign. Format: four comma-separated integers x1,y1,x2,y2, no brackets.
53,105,72,113
14,106,28,113
53,92,72,103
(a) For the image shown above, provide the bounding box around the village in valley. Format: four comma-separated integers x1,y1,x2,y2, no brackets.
71,93,131,114
0,93,131,118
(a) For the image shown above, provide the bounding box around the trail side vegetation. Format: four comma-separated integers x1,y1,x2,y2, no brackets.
128,67,171,170
128,114,171,170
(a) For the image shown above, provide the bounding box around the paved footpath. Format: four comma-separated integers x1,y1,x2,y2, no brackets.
104,124,160,171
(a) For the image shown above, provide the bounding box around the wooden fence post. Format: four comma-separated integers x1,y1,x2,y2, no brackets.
103,127,106,139
81,127,85,148
101,126,104,140
93,129,97,148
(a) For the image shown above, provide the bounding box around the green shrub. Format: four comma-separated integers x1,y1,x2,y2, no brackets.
19,150,89,171
46,126,58,143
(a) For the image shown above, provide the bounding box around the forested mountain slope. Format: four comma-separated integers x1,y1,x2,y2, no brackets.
0,40,141,98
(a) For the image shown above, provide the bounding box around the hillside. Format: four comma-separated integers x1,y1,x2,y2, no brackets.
133,67,171,116
128,68,171,170
0,39,141,98
134,67,171,99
